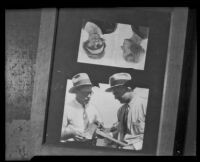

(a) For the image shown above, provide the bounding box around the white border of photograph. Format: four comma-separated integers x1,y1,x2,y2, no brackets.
60,79,150,144
77,21,149,70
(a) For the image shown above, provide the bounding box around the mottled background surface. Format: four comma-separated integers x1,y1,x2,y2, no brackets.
5,9,41,159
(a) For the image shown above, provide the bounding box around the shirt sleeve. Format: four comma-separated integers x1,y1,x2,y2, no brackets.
61,112,69,138
63,105,72,127
128,97,147,135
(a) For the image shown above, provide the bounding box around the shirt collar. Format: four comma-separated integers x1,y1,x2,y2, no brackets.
74,99,89,109
128,90,137,107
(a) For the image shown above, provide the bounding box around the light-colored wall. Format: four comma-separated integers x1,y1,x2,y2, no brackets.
5,9,41,159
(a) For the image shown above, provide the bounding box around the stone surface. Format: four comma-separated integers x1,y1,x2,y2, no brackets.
5,10,41,159
5,120,31,159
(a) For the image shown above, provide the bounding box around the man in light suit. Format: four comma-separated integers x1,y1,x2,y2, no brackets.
106,73,148,150
61,73,103,143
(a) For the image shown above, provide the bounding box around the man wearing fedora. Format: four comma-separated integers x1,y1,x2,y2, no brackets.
105,73,148,150
61,73,103,143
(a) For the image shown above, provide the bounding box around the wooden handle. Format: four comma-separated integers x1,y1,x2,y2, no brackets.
95,129,128,147
124,134,143,140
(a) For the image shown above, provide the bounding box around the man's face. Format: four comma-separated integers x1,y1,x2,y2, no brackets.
88,33,104,49
112,86,128,104
76,86,93,106
121,40,132,56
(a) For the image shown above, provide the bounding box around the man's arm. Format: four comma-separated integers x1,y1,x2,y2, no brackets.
61,125,87,141
127,100,146,135
61,125,77,139
61,114,85,141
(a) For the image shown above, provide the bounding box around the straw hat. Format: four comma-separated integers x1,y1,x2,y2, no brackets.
69,73,92,93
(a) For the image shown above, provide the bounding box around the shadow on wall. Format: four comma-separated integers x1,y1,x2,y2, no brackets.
5,9,41,160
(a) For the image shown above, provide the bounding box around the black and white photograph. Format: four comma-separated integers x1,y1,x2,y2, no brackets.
6,8,194,158
42,8,191,155
77,19,149,70
60,73,149,150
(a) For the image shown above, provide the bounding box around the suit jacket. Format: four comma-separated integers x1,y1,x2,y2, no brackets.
117,88,148,144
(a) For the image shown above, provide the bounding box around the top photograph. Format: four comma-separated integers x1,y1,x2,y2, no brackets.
77,19,149,70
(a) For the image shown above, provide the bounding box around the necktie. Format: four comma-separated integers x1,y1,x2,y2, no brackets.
123,104,129,134
83,108,89,130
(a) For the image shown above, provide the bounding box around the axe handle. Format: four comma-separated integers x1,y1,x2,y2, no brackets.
124,134,143,140
95,129,128,147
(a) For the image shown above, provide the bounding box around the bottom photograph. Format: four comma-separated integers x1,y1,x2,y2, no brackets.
60,72,149,151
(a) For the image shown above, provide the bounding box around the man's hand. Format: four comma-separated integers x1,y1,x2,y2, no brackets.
121,145,135,150
62,126,87,141
124,134,143,141
74,131,88,142
123,134,144,150
110,122,118,132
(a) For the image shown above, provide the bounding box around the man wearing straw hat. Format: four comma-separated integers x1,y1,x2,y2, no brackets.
61,73,103,143
105,73,148,150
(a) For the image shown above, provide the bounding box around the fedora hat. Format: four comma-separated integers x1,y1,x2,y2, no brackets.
69,73,93,93
105,73,132,92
